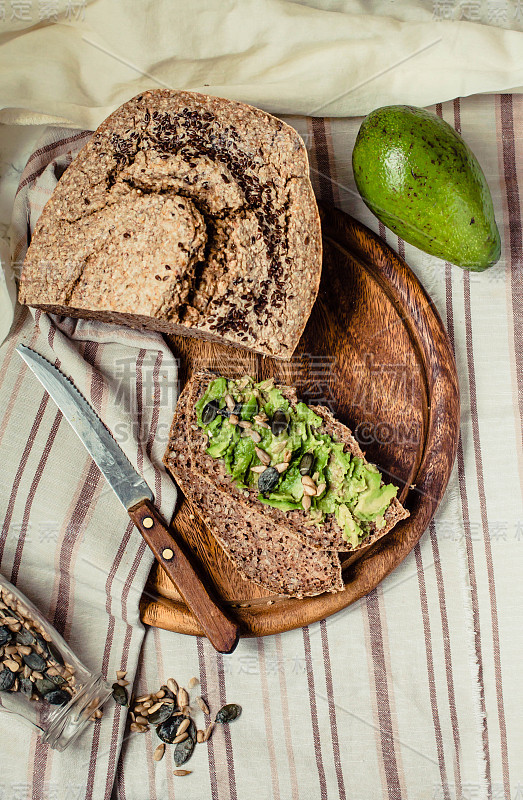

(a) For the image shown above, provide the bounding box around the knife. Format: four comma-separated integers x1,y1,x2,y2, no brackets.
16,344,239,654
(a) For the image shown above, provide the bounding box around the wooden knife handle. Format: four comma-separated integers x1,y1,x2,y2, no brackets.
128,498,240,654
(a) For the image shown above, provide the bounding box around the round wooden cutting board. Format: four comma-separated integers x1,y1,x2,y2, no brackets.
139,204,460,638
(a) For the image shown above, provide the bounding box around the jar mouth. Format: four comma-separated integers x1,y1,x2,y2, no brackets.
41,674,112,751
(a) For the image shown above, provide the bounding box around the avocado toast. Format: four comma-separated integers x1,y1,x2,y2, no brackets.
163,372,409,598
164,381,344,597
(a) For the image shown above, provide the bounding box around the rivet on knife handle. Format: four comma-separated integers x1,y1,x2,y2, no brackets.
128,498,240,654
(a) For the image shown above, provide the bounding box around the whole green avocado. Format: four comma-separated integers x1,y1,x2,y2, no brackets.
352,105,501,270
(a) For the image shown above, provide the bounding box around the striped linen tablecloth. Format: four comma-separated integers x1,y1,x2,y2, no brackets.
0,93,521,800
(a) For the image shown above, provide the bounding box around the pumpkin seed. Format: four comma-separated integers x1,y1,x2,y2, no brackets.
15,628,35,647
271,410,289,436
45,689,70,705
299,453,314,476
0,626,12,647
112,683,128,706
258,467,280,493
0,668,15,691
153,743,165,762
35,677,57,696
45,672,66,687
22,652,46,672
19,677,33,698
156,714,184,743
215,703,242,723
173,734,195,767
202,400,220,424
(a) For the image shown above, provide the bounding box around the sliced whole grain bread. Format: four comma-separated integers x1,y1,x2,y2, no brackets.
182,371,409,552
19,90,322,360
164,390,343,597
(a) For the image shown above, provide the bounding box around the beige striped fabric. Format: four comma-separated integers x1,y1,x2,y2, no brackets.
1,95,522,799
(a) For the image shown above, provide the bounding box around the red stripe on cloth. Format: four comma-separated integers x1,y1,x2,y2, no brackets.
365,590,403,800
216,652,239,800
439,101,492,798
455,97,510,799
16,131,92,196
302,625,328,800
0,392,50,564
414,543,451,800
257,638,282,800
499,95,523,450
319,619,347,800
430,522,463,797
275,634,300,800
10,410,63,584
197,635,220,800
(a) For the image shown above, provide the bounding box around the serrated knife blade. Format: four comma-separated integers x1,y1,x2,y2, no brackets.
17,344,153,511
16,344,239,654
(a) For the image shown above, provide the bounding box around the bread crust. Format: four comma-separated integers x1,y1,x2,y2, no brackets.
19,90,322,360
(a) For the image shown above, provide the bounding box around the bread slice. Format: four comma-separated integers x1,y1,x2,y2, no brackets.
164,389,344,597
182,371,409,553
19,89,322,360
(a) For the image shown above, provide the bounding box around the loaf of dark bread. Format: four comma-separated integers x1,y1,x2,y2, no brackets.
19,90,322,360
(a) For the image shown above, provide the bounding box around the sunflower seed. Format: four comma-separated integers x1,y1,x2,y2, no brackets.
116,670,127,680
302,494,311,511
238,420,252,429
229,414,239,426
147,701,162,715
196,696,209,715
272,440,287,454
254,447,270,465
167,678,178,695
274,462,289,473
153,743,165,762
301,475,316,489
147,701,175,725
203,722,214,741
136,693,151,703
4,659,20,672
135,715,148,725
302,484,316,497
224,393,235,411
248,429,262,443
177,717,190,736
177,688,189,708
173,732,188,744
117,679,129,686
173,770,192,776
315,482,327,496
250,465,266,474
197,729,204,743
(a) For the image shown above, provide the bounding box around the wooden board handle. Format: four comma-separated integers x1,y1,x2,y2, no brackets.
128,498,239,653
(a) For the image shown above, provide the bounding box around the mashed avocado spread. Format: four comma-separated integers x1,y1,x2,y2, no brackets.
195,376,398,547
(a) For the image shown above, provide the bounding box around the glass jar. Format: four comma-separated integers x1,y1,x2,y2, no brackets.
0,572,113,751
